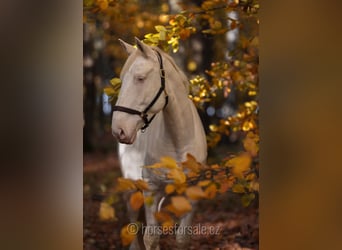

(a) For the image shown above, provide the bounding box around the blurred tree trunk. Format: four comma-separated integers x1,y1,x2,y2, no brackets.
83,28,96,152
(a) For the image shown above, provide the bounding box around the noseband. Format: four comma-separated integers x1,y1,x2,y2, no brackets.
112,50,169,132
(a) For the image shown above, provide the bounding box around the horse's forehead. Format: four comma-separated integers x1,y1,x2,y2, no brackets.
122,55,154,78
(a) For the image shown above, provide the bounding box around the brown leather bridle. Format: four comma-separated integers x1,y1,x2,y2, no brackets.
112,50,169,132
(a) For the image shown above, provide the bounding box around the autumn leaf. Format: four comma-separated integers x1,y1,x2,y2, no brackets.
243,132,259,157
110,77,121,86
162,220,175,232
232,183,245,193
116,178,137,192
218,176,235,193
121,224,136,246
154,211,172,222
104,87,115,96
241,193,256,207
197,180,211,187
204,183,217,199
99,202,116,221
165,183,176,194
170,196,192,216
144,196,154,206
161,156,178,168
175,184,186,194
167,168,186,185
185,186,206,200
146,156,178,169
130,191,144,211
226,153,252,178
182,153,202,173
134,179,149,190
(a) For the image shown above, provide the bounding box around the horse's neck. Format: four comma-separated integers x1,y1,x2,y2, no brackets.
157,61,207,163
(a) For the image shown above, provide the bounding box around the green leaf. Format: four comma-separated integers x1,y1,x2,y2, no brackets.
155,25,166,32
241,193,256,207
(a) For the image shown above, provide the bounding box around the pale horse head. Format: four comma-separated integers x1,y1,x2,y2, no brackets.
112,38,168,144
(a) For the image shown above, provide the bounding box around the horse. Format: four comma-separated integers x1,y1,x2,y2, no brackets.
111,37,207,250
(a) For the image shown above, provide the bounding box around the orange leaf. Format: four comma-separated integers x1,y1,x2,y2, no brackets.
198,180,211,187
218,177,235,193
204,183,217,199
165,184,176,194
116,178,137,192
154,211,172,222
170,196,192,216
121,224,136,246
167,168,186,185
182,153,202,173
176,185,186,194
134,179,149,190
185,186,206,200
130,191,144,211
162,220,175,232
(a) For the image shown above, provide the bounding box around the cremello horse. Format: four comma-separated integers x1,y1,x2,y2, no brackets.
112,37,207,250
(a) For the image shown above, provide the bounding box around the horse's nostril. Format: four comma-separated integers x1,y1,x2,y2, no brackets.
119,128,126,139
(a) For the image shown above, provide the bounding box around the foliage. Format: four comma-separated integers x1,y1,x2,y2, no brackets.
84,0,259,247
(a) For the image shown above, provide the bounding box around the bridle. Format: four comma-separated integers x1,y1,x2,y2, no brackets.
112,50,169,132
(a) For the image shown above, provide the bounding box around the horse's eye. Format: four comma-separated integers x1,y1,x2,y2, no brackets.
136,76,145,82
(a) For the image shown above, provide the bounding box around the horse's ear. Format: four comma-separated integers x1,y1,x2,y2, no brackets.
118,39,135,55
135,37,153,57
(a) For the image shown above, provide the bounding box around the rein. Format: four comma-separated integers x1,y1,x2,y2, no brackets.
112,50,169,132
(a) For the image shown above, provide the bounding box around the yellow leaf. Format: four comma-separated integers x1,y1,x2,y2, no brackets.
99,202,116,221
165,184,176,194
243,132,259,157
167,168,186,185
129,191,144,211
147,156,179,169
110,77,121,87
160,156,178,169
232,183,245,193
209,124,218,132
226,153,252,178
185,186,206,200
246,173,256,181
104,87,115,96
241,193,255,207
98,0,108,11
134,179,149,190
121,224,136,246
249,181,259,192
155,25,166,32
170,196,192,216
144,196,154,206
116,178,136,192
204,183,217,199
198,180,211,187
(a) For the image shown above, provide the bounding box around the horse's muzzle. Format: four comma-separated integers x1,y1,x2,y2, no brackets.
112,127,136,144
